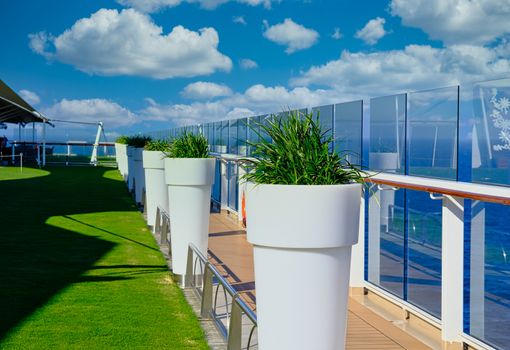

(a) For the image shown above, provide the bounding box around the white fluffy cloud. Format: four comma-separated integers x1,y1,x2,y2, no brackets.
291,43,510,97
240,58,258,69
139,83,336,126
331,28,343,40
355,17,387,45
43,98,138,128
117,0,274,12
181,81,233,99
29,8,232,79
19,90,41,106
390,0,510,45
140,99,230,125
233,16,247,25
263,18,319,54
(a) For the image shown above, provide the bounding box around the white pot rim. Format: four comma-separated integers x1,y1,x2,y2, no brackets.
246,182,361,248
246,182,361,188
143,150,166,169
164,157,216,186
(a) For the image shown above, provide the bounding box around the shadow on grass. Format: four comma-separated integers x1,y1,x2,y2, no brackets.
62,215,160,252
0,167,137,339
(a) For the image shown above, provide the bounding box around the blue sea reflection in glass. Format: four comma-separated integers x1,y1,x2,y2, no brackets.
406,190,442,318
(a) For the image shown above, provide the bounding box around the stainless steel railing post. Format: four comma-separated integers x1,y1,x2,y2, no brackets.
160,216,168,246
200,263,213,319
185,246,194,288
154,207,161,235
227,295,243,350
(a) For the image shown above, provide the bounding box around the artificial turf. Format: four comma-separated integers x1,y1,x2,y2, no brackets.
0,166,209,349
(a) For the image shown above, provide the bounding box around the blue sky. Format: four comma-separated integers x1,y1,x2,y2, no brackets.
1,0,509,140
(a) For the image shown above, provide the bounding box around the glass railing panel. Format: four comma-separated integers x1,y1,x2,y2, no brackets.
220,120,229,154
214,121,222,153
227,161,238,211
368,186,405,298
466,201,510,348
259,114,271,144
335,100,362,166
204,123,213,152
312,104,334,152
212,158,221,203
237,117,248,156
229,119,238,154
469,78,510,186
407,86,458,180
369,94,406,173
247,115,260,156
406,189,442,318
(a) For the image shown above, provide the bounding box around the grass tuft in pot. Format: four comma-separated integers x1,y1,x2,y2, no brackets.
126,135,152,148
115,135,129,144
166,132,209,158
144,139,171,152
243,110,365,185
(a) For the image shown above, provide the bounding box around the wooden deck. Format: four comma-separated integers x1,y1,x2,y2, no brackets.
207,211,431,350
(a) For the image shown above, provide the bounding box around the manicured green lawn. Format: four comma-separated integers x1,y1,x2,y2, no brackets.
0,166,209,349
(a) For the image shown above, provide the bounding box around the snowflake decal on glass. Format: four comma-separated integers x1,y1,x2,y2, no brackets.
489,88,510,151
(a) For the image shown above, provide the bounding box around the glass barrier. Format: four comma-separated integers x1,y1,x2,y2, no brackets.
247,115,262,156
369,94,406,173
368,187,442,318
220,120,229,154
468,78,510,186
312,104,334,152
368,186,405,298
335,100,362,166
227,161,239,211
407,86,458,180
214,121,222,153
466,200,510,348
237,117,248,156
406,189,442,318
229,119,238,154
212,158,221,203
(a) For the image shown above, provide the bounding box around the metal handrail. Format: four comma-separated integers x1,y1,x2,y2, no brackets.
209,152,256,167
154,206,171,246
367,172,510,205
186,243,257,350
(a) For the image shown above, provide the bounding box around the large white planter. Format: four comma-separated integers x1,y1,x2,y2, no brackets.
115,143,128,182
126,146,135,191
164,158,216,276
246,183,361,350
143,151,168,228
133,148,145,204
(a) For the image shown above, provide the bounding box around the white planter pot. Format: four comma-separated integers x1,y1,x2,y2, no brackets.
143,151,168,228
126,146,135,191
164,158,216,276
246,183,361,350
133,148,145,203
115,143,128,182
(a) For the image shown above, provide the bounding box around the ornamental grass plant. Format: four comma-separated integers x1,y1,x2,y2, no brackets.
144,139,171,152
126,135,152,148
166,132,209,158
115,135,129,144
243,110,365,185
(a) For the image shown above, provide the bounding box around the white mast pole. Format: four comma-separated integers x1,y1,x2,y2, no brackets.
91,122,102,166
